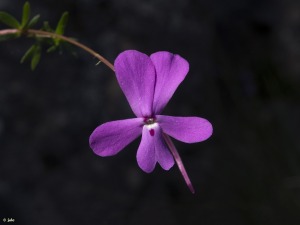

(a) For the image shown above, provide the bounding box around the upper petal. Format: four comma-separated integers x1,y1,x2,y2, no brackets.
114,50,156,117
89,118,143,156
136,124,174,173
157,115,213,143
150,52,189,114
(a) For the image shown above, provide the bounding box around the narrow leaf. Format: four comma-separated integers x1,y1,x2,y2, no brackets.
46,45,57,53
42,21,53,32
31,45,41,70
20,45,36,64
55,12,69,35
0,12,20,28
54,12,69,46
0,33,19,42
28,14,40,28
21,2,30,28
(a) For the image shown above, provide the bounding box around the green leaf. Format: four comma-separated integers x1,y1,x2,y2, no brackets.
54,12,69,46
20,45,36,64
20,44,42,70
46,45,57,53
0,33,18,42
55,12,69,35
42,21,53,32
31,45,41,70
0,12,20,28
21,2,30,28
27,14,40,28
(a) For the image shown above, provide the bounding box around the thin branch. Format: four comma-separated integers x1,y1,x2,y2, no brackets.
0,28,115,71
0,28,19,35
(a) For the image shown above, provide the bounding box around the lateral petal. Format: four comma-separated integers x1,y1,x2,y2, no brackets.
150,51,189,114
114,50,156,117
157,115,213,143
89,118,143,156
154,126,175,171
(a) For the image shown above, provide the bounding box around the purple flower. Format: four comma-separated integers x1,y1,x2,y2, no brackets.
89,50,213,192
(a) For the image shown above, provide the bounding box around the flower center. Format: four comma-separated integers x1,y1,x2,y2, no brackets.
144,117,156,125
143,117,157,136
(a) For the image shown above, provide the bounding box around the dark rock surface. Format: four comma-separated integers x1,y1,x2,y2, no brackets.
0,0,299,224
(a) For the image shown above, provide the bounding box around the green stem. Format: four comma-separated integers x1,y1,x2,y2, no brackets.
0,28,115,71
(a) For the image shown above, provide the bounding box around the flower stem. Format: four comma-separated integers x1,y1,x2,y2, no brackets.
0,28,19,35
0,28,115,71
162,133,195,194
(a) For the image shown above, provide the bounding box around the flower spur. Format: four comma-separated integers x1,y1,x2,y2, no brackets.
89,50,213,193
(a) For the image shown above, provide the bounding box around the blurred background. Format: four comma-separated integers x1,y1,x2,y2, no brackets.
0,0,299,224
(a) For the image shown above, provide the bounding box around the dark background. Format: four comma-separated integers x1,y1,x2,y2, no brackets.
0,0,300,224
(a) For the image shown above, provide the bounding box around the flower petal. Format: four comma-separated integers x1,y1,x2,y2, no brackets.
137,124,174,173
154,125,174,171
89,118,143,156
136,126,156,173
114,50,156,117
157,115,213,143
150,51,189,114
